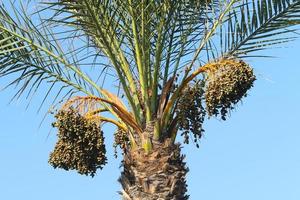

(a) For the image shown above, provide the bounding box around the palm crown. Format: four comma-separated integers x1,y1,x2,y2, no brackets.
1,0,300,198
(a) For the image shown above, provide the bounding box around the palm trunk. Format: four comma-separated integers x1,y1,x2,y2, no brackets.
119,140,189,200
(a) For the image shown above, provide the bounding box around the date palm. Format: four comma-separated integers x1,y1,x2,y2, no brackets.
1,0,300,199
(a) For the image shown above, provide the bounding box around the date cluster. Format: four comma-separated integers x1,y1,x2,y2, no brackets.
205,59,256,120
176,80,206,147
49,108,107,177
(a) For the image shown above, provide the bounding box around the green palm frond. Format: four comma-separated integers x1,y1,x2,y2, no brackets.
160,0,238,130
48,0,144,122
222,0,300,58
0,2,105,110
46,0,220,122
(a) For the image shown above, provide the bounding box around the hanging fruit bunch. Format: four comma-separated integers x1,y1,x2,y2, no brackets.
49,98,107,177
176,80,206,147
171,58,255,147
113,128,129,158
204,59,256,120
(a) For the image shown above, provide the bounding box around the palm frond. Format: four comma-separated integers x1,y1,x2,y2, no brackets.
0,1,108,112
160,0,238,129
222,0,300,58
47,0,143,122
46,0,220,123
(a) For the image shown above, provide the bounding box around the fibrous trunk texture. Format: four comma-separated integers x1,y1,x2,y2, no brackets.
119,140,189,200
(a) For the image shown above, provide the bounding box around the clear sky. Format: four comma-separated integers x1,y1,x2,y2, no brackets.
1,7,300,200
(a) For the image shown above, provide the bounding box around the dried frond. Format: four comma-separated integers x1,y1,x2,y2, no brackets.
61,96,104,116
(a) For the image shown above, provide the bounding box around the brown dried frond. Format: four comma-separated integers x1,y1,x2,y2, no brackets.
61,96,103,116
49,107,107,177
205,59,256,120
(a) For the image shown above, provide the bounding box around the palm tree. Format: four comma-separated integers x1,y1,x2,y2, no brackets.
1,0,300,199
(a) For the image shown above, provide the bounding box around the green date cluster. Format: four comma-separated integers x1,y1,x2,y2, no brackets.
205,59,256,120
176,59,255,146
176,80,206,147
49,108,107,177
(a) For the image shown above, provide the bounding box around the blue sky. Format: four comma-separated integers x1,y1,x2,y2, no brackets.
1,5,300,200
